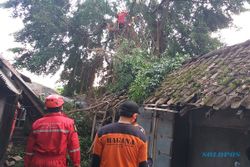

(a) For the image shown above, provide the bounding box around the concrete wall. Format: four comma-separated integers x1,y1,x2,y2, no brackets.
189,111,250,167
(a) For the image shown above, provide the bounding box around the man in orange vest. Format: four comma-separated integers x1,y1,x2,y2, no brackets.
24,94,81,167
91,100,147,167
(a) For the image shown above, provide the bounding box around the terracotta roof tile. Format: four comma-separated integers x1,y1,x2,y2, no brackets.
145,40,250,110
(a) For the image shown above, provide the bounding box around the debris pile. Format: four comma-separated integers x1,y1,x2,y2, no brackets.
5,156,23,167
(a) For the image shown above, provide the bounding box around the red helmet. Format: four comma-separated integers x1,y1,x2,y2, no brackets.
45,94,64,108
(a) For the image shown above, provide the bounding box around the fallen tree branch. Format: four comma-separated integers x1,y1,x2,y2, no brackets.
86,48,113,55
67,101,110,114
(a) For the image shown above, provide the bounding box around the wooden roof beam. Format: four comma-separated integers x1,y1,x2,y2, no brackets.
144,106,178,113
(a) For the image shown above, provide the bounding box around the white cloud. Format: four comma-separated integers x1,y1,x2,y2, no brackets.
0,8,23,59
214,11,250,45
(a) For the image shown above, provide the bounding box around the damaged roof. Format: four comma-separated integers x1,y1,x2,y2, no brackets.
145,40,250,111
0,56,44,114
0,69,21,95
27,82,57,97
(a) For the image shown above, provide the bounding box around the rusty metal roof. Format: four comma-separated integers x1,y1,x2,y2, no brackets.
0,70,21,95
0,56,44,115
145,40,250,111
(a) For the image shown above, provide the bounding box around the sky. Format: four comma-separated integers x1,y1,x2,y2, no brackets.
0,1,61,89
212,4,250,45
1,1,250,89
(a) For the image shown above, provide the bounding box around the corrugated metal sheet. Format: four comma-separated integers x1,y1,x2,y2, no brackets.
0,57,44,115
0,58,39,97
0,70,21,94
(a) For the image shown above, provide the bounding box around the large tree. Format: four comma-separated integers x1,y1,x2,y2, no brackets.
4,0,113,96
128,0,250,55
2,0,250,96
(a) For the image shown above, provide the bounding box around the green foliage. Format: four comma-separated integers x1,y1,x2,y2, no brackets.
128,0,249,55
64,102,92,167
3,0,113,96
70,112,92,167
129,53,189,103
109,40,189,103
110,40,150,92
63,101,75,112
55,86,64,94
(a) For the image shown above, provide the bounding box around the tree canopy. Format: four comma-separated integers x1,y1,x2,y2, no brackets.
2,0,250,98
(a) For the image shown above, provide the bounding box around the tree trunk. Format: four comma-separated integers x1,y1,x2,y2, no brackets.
154,0,171,56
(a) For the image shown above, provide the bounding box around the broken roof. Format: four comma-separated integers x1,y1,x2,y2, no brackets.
0,69,21,95
0,56,44,115
145,40,250,111
27,82,57,97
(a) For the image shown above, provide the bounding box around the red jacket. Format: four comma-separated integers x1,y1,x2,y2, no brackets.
117,11,128,24
24,112,80,167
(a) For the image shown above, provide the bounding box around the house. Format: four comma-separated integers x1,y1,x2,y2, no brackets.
140,40,250,167
0,56,44,165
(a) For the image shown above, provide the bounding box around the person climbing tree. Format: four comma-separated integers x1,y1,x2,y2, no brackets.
116,10,128,31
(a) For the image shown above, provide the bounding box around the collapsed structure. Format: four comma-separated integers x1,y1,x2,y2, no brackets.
0,56,44,165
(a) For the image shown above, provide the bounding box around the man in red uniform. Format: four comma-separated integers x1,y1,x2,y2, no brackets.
24,94,81,167
91,100,147,167
117,10,128,30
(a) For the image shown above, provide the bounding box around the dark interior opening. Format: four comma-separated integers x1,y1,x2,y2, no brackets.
171,112,189,167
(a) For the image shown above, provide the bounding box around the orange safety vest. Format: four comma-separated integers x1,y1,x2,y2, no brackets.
92,123,147,167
